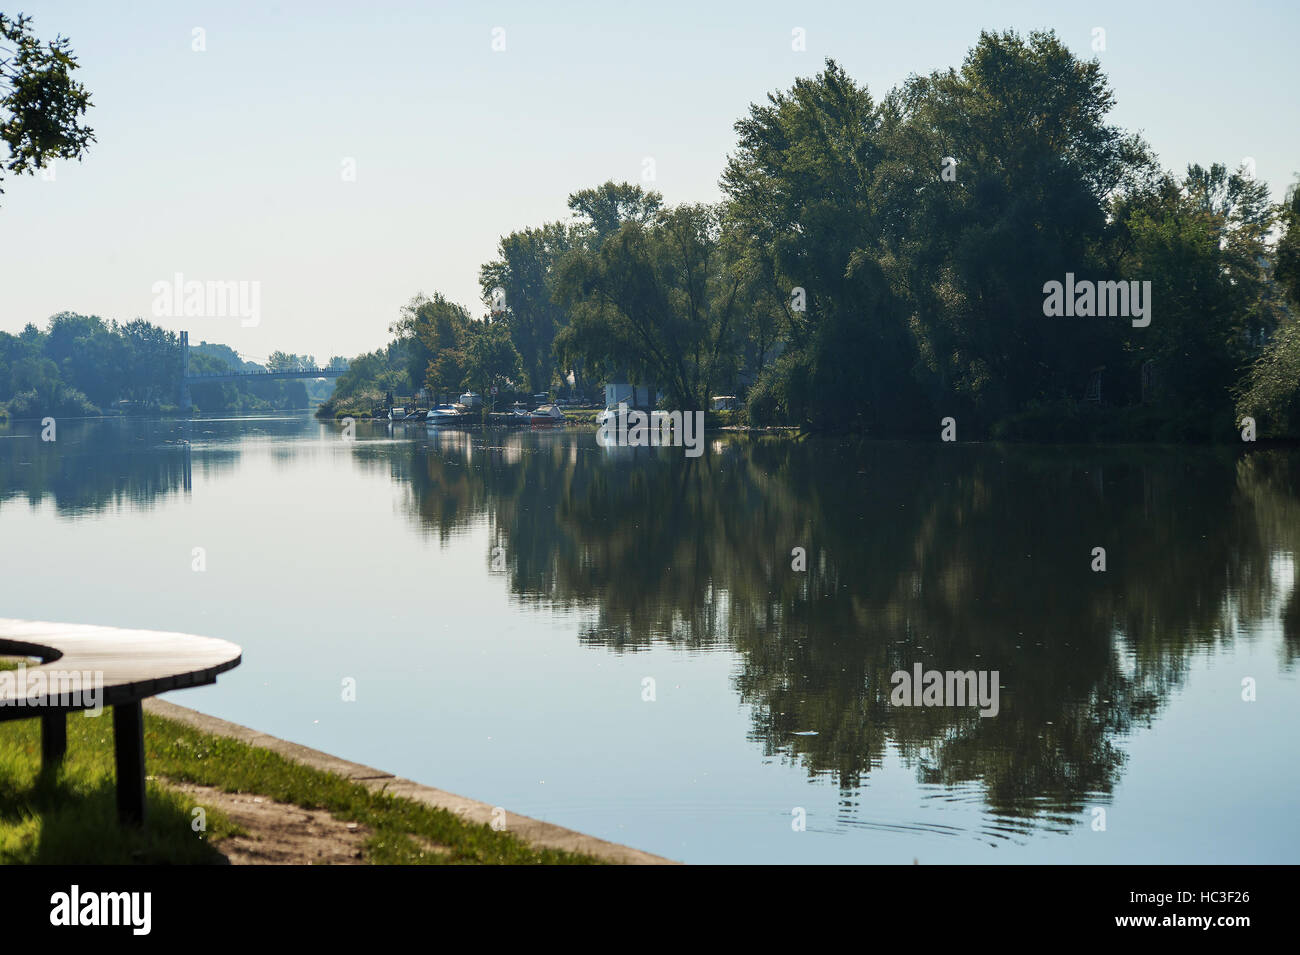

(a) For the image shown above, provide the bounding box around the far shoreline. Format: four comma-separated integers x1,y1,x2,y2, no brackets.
6,407,1297,447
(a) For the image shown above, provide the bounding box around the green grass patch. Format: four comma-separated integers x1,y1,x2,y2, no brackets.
0,712,238,864
0,701,602,865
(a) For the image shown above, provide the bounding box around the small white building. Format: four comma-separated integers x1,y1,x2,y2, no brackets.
604,380,661,410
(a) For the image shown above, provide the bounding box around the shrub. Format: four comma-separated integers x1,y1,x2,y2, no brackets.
4,388,99,419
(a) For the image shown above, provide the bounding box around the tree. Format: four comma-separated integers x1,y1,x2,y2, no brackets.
721,35,1158,430
409,293,473,397
320,296,476,412
461,319,522,400
551,182,667,397
119,319,179,406
556,203,743,410
720,58,923,428
479,221,572,392
1119,164,1274,430
1237,180,1300,434
884,31,1155,421
1274,180,1300,309
5,353,96,416
0,12,94,199
329,347,408,405
306,32,1290,439
267,351,316,371
388,294,438,393
566,181,662,246
43,311,125,407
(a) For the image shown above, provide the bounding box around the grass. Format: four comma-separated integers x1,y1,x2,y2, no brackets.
0,676,602,864
0,712,239,864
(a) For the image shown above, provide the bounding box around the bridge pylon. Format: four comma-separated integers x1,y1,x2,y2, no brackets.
179,331,192,412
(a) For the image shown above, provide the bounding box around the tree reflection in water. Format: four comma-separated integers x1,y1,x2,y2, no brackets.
394,430,1300,831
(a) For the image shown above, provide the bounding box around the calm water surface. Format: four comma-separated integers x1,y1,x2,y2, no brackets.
1,414,1297,863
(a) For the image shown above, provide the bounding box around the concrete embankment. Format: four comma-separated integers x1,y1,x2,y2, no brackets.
145,698,678,865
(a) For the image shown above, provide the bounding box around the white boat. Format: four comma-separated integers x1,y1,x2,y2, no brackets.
597,403,645,427
426,404,462,424
529,403,566,424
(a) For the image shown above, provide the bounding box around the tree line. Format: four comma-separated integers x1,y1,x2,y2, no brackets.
8,25,1298,439
0,314,177,417
0,314,343,417
331,29,1300,440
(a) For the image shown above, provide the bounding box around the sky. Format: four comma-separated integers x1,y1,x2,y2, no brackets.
2,0,1297,362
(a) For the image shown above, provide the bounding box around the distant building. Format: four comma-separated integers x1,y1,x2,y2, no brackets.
604,379,661,410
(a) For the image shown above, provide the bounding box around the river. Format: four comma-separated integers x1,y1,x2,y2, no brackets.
1,413,1296,863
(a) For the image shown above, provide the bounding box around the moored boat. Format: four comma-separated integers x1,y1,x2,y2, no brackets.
529,403,566,424
426,404,462,424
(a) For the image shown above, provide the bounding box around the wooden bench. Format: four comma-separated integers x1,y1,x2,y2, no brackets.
0,618,242,825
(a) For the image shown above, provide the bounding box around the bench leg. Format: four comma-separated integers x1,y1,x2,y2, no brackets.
41,712,67,770
113,702,147,826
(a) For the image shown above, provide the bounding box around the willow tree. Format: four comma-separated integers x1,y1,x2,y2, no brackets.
555,202,744,411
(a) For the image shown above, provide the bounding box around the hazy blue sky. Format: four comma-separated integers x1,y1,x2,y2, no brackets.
2,0,1296,361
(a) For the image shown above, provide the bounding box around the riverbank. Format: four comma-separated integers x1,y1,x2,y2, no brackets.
304,399,1286,443
146,699,676,864
0,693,673,865
312,403,765,432
0,406,321,422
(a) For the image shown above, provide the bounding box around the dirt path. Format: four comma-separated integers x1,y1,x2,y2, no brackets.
165,780,371,865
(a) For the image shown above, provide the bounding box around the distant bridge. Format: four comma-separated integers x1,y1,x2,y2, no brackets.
179,331,345,411
184,367,345,384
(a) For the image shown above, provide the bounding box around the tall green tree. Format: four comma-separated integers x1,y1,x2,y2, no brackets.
479,222,572,392
556,203,743,410
558,182,665,396
721,58,918,428
1237,180,1300,434
461,319,523,401
722,34,1160,429
1273,180,1300,309
119,319,179,406
566,181,662,246
43,312,125,407
887,31,1155,421
1119,164,1274,431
